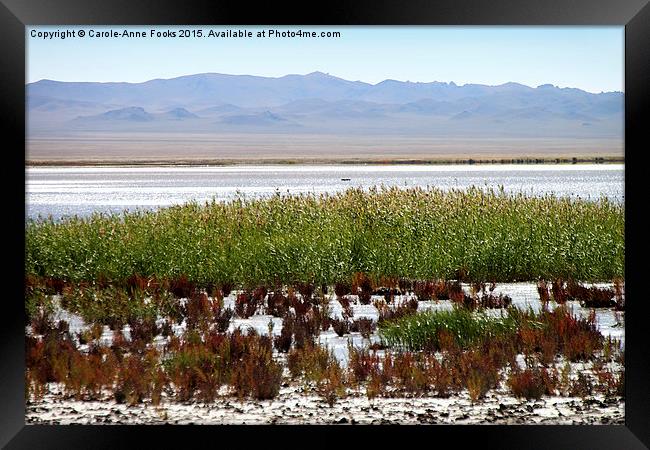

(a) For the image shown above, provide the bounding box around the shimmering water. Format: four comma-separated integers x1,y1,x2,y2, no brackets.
26,164,624,220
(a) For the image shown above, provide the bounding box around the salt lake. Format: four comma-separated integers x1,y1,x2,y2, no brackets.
26,163,624,220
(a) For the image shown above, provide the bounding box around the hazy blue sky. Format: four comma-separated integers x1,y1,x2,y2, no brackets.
27,26,623,93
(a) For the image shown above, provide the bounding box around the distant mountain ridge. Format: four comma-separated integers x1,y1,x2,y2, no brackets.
26,72,623,138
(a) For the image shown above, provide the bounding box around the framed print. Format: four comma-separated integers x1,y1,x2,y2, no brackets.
2,0,649,448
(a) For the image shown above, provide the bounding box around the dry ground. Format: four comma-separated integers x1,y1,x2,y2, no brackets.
26,133,623,165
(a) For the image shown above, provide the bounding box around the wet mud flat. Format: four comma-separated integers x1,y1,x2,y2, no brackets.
26,381,624,425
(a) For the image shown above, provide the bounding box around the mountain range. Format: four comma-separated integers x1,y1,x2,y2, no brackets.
26,72,623,138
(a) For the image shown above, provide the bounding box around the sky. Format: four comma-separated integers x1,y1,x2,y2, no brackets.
26,26,624,93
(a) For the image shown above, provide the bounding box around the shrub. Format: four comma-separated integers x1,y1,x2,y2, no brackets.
318,360,346,407
569,372,594,398
274,314,294,352
287,343,335,382
508,368,549,400
347,345,380,384
331,319,349,337
351,317,376,338
566,281,615,308
334,281,351,298
114,349,160,405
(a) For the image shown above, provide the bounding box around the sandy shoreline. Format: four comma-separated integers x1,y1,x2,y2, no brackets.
26,157,624,167
26,132,623,167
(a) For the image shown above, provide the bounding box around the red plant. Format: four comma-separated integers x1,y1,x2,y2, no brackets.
169,275,195,298
331,319,350,337
338,296,354,320
566,281,615,308
454,350,500,401
508,368,549,399
230,332,282,400
274,314,294,352
213,307,233,333
455,267,469,282
348,346,380,383
398,278,413,295
413,279,454,301
375,298,418,323
30,309,54,336
478,292,512,309
126,273,149,293
235,291,252,318
358,291,372,305
295,282,315,303
613,278,625,311
128,317,159,345
372,287,399,302
352,273,374,305
537,280,551,306
351,317,376,338
551,279,568,304
569,372,594,398
319,362,346,407
290,292,310,317
44,277,65,295
114,349,160,405
334,281,351,298
267,291,288,317
252,286,268,303
413,280,433,301
185,292,213,329
220,281,234,297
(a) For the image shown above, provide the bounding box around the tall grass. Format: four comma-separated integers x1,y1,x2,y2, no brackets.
26,186,624,286
378,308,520,351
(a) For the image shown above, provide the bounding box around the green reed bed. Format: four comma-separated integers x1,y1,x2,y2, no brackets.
378,308,520,351
26,186,624,286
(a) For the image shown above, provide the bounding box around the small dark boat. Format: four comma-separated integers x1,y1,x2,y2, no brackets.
341,178,351,181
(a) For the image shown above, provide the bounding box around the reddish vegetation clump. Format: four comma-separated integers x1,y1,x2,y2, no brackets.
613,278,625,311
350,317,376,338
44,278,66,295
274,313,294,352
551,279,568,304
220,282,234,298
334,281,351,298
169,275,196,299
185,292,212,330
375,298,418,323
413,279,463,301
352,273,374,305
566,280,616,308
537,280,551,307
331,318,350,337
267,290,288,317
398,278,413,295
235,291,252,318
516,307,603,362
539,278,620,309
125,273,149,294
337,296,354,320
294,282,315,304
508,368,554,400
471,282,512,309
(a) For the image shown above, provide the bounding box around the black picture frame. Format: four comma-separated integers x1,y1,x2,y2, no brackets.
2,0,648,448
